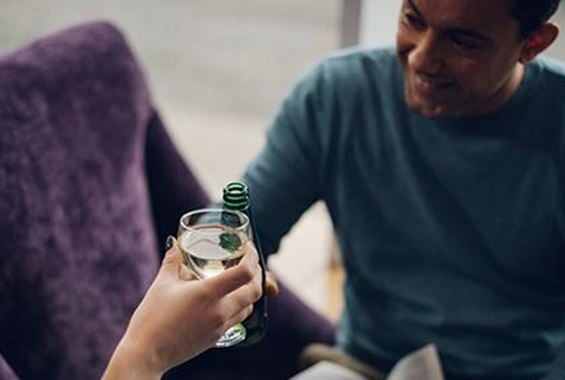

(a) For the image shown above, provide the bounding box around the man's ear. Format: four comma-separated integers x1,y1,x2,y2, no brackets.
519,23,559,64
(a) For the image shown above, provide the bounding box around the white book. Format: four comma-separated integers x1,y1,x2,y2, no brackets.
290,344,444,380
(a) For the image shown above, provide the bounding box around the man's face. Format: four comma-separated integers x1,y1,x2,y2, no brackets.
397,0,526,118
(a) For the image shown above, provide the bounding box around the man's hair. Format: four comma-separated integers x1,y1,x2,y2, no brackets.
512,0,561,37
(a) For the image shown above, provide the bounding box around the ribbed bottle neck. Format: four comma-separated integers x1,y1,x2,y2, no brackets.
223,181,249,211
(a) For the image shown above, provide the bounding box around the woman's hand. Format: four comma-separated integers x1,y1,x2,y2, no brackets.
103,237,270,379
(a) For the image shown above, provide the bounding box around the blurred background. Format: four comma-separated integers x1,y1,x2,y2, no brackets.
2,0,565,320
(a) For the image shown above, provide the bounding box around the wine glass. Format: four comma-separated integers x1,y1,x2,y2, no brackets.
177,208,251,347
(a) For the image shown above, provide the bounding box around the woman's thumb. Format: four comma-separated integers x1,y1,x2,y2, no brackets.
160,236,184,277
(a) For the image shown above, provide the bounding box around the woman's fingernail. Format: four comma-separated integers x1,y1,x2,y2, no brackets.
165,235,174,251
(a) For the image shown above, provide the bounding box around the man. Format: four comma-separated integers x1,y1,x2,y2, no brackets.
242,0,565,379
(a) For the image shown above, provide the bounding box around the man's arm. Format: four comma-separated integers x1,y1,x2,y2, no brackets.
243,62,334,256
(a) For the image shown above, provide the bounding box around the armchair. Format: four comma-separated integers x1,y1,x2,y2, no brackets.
0,21,334,380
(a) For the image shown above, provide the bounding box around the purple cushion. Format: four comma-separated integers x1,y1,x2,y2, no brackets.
0,21,208,379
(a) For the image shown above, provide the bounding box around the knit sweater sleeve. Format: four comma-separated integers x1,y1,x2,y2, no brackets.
242,59,338,255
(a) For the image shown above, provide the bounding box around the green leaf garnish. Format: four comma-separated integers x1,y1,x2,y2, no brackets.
219,232,242,252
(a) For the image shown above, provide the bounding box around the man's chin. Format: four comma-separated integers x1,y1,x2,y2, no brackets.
406,99,451,119
404,87,455,118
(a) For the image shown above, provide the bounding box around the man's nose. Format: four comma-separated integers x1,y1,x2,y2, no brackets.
408,32,443,75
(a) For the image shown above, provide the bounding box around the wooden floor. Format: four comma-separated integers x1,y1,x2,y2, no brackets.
325,263,345,321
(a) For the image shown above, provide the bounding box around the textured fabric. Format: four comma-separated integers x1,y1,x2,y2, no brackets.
0,354,17,379
543,345,565,380
0,21,335,380
0,21,157,379
243,47,565,380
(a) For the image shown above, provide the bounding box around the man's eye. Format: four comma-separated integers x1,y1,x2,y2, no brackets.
403,12,426,30
451,36,482,51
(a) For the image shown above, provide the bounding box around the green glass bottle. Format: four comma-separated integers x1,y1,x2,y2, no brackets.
222,181,267,346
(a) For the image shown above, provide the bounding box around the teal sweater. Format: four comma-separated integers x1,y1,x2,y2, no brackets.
243,48,565,379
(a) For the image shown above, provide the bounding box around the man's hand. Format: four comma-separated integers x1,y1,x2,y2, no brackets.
265,270,279,297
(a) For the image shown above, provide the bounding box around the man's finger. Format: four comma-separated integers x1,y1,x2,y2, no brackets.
265,271,279,297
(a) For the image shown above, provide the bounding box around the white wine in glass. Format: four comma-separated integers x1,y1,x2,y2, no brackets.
177,208,251,347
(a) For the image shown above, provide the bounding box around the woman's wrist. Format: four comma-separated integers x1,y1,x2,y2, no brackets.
103,334,164,380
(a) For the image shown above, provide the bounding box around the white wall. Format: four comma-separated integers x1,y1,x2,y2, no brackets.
360,0,402,47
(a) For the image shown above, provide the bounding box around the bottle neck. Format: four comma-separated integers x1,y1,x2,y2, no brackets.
223,181,250,212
